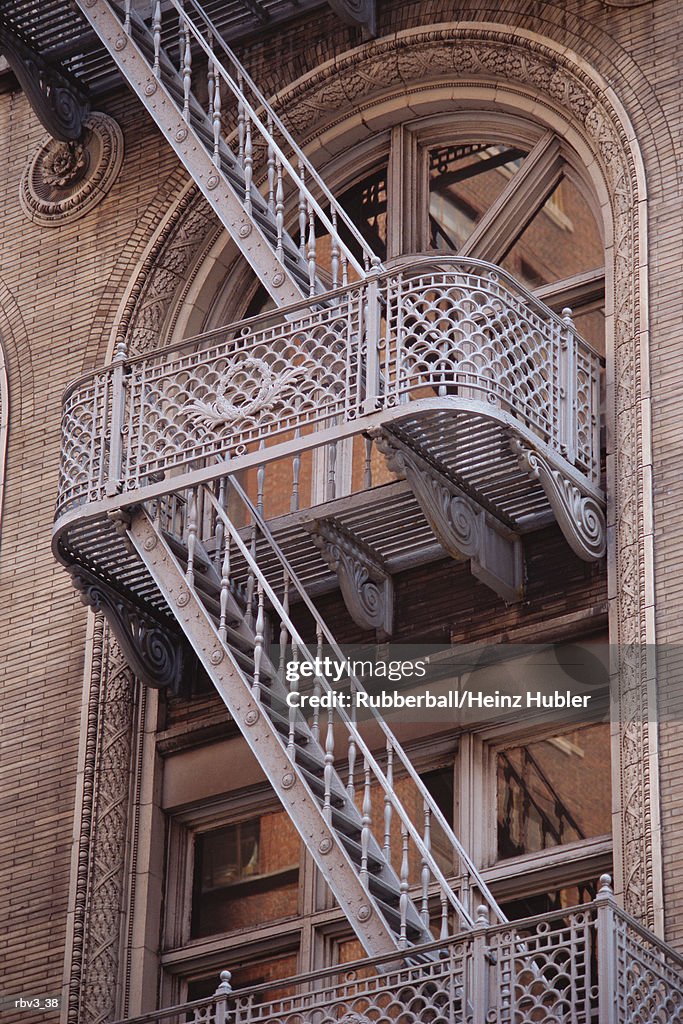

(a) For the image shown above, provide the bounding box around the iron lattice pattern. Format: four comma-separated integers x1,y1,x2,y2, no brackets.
616,915,683,1022
56,258,602,520
112,896,683,1024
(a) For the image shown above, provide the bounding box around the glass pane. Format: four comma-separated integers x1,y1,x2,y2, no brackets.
497,723,611,860
186,951,299,1001
501,876,601,922
429,143,527,251
191,811,300,937
501,177,604,286
572,304,605,354
334,168,387,263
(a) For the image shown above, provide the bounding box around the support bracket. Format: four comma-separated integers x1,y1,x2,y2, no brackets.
327,0,376,38
70,565,184,690
371,429,524,603
513,439,606,561
308,518,393,638
0,20,90,141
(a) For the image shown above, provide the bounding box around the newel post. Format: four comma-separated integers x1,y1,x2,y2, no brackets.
363,268,381,415
106,336,128,496
214,969,232,1024
558,306,577,466
471,904,491,1020
596,874,619,1024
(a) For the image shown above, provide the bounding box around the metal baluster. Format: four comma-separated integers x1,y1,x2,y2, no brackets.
327,441,337,501
421,799,431,928
186,488,197,586
152,1,161,79
207,41,215,123
311,623,323,745
256,444,265,516
440,892,449,939
252,582,264,703
399,823,410,949
277,572,290,683
364,436,373,489
244,520,256,630
237,72,245,163
275,158,285,263
298,161,307,257
123,0,131,36
177,6,184,73
214,477,226,568
243,101,253,215
287,640,298,759
218,531,231,642
330,209,340,290
307,202,316,296
383,741,393,860
341,246,348,288
347,698,356,800
182,23,191,121
290,428,301,512
212,74,221,168
266,117,276,214
323,707,334,825
360,758,371,885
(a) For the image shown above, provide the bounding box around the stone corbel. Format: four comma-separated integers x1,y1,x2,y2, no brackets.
70,566,184,690
0,20,90,141
512,439,606,562
308,519,393,638
371,429,524,603
327,0,376,38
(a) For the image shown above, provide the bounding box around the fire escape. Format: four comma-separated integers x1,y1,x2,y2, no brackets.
3,0,682,1020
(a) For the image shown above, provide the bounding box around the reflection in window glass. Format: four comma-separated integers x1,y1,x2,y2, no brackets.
429,143,527,251
501,177,603,287
497,723,611,860
501,876,602,922
191,810,300,937
186,951,299,1002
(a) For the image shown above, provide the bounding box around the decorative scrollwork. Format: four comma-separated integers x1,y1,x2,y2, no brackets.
372,429,523,603
184,356,307,426
70,567,184,690
0,20,89,141
20,112,123,227
513,439,606,561
309,519,393,637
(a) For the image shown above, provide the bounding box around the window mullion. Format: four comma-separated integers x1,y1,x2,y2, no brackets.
457,131,564,263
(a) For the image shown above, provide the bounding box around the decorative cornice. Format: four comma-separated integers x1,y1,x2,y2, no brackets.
70,566,184,691
309,518,393,637
372,429,524,604
513,440,607,562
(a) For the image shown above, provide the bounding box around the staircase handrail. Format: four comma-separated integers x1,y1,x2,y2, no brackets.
205,478,507,926
167,0,379,279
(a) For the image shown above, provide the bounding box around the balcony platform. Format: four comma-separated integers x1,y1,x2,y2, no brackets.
54,257,605,630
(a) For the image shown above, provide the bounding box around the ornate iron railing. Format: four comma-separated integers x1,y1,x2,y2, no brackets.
56,257,602,522
112,879,683,1024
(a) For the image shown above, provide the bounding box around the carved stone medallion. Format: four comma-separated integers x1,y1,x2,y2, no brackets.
20,112,124,226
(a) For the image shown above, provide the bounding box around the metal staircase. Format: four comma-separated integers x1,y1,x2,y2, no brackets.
52,0,608,969
123,475,506,958
73,0,378,305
